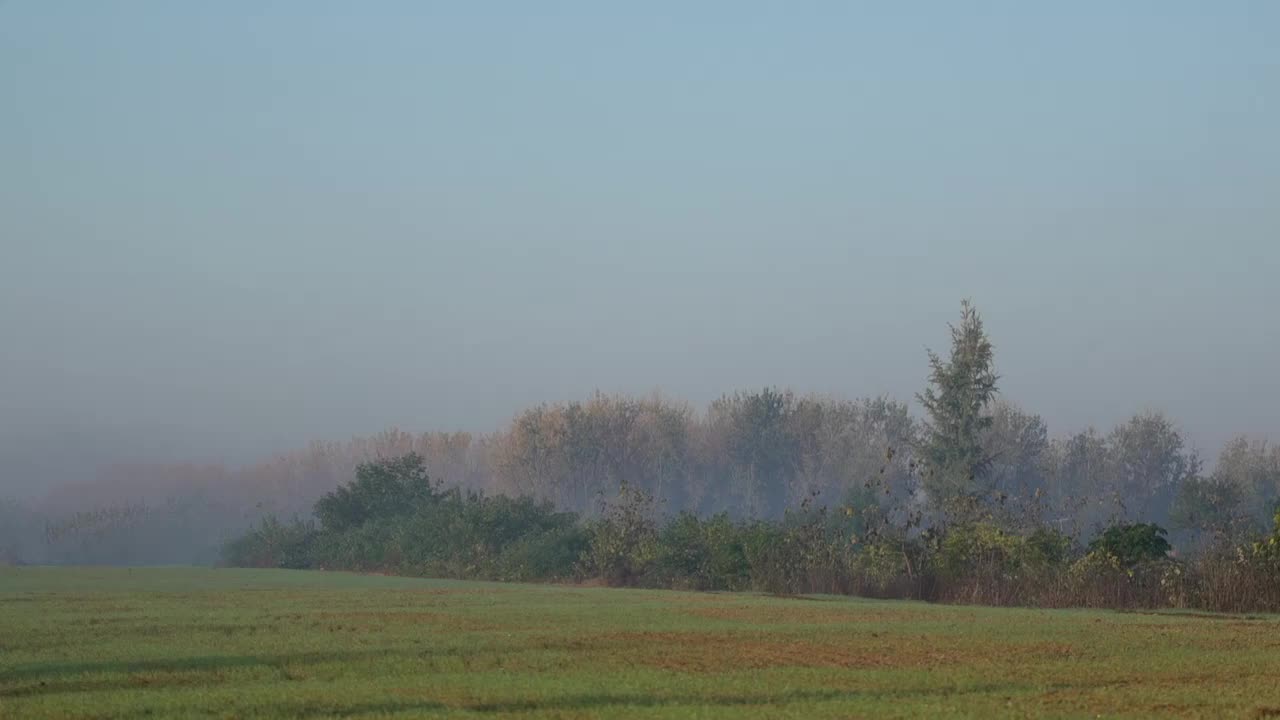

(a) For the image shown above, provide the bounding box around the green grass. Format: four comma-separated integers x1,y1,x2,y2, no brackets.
2,567,1279,719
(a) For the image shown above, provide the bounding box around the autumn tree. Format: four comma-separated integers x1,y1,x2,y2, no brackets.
1046,428,1113,535
1213,436,1280,523
982,400,1051,528
708,388,798,519
1105,411,1195,524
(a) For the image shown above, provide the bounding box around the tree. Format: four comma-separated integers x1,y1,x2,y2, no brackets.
492,393,696,515
1170,475,1249,542
982,400,1051,528
983,402,1049,493
917,300,1000,520
716,388,798,519
1213,436,1280,524
1105,412,1194,524
314,454,438,532
493,405,573,505
788,395,918,514
1047,428,1114,535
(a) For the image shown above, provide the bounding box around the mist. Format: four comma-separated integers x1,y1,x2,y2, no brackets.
2,4,1278,556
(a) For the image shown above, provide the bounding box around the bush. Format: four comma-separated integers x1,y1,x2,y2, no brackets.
239,456,588,581
580,486,660,586
850,536,926,599
1064,550,1183,609
936,523,1022,579
652,513,751,591
742,506,855,595
930,523,1074,605
492,524,590,582
1192,509,1280,612
221,515,316,569
1087,523,1170,568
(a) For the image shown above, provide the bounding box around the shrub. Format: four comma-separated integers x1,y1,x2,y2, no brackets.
492,524,590,582
1192,509,1280,612
929,523,1074,605
221,515,315,569
936,523,1022,580
263,455,588,580
580,486,660,586
653,513,751,590
1087,523,1170,568
1023,527,1073,570
850,536,926,599
1253,507,1280,565
1064,549,1184,610
742,506,855,595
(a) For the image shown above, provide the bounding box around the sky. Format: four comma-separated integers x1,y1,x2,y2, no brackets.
1,2,1277,476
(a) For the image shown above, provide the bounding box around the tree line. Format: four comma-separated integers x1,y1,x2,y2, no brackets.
221,447,1280,612
214,301,1280,611
4,302,1279,581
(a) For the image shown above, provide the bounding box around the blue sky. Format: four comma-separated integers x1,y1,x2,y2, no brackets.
1,2,1277,461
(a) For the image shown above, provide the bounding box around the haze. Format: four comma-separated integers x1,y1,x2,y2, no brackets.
2,3,1278,494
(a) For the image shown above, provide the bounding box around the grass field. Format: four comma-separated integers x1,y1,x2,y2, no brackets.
2,568,1279,719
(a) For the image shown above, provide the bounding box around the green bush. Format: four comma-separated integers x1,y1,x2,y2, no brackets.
926,523,1074,605
1065,549,1183,609
936,523,1021,580
740,507,856,595
653,513,751,590
242,456,588,581
934,524,1071,578
492,524,590,582
1088,523,1170,568
850,536,924,598
221,515,316,569
580,486,660,586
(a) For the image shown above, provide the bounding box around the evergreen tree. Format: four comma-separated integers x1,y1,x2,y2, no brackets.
917,300,1000,520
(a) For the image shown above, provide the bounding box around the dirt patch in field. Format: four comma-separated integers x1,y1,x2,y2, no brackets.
407,587,512,596
1102,620,1280,653
1032,670,1280,718
1119,610,1271,622
314,610,498,632
550,627,1090,671
576,627,962,671
681,605,940,626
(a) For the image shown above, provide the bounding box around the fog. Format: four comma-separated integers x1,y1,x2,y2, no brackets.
2,4,1278,510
